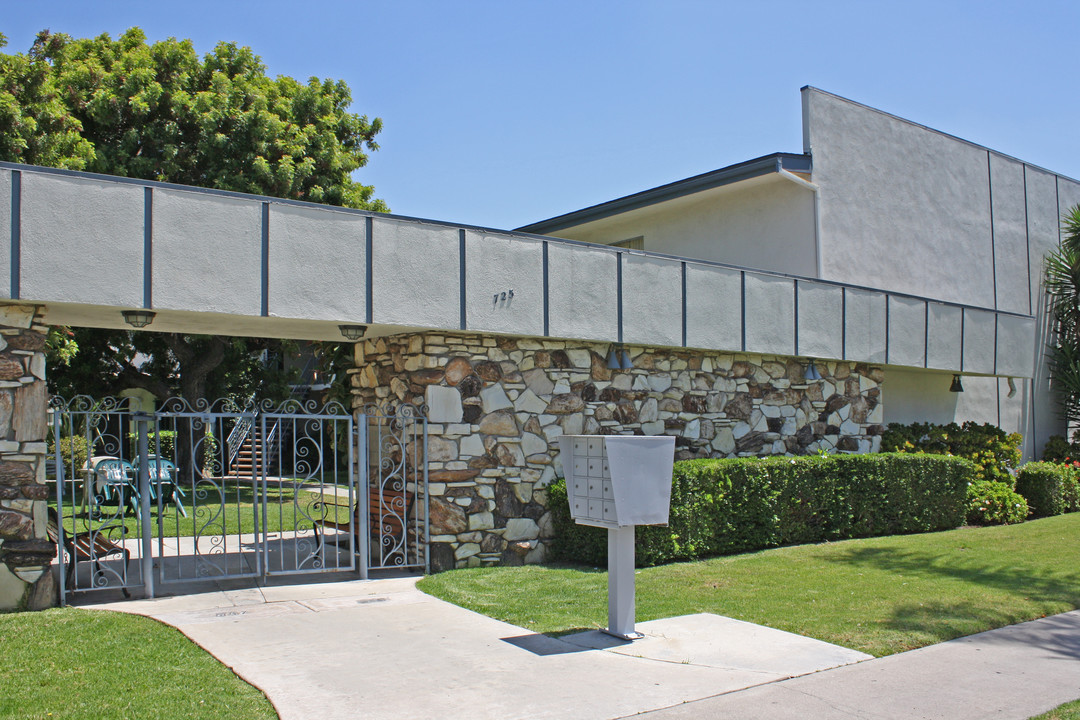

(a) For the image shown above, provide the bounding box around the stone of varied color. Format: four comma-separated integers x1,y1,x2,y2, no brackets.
427,436,458,462
426,385,464,423
444,356,473,385
545,393,584,414
504,518,540,541
480,385,513,413
478,410,518,437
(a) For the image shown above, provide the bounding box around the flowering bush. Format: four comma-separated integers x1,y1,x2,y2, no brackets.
1015,461,1080,517
965,480,1029,525
881,422,1021,485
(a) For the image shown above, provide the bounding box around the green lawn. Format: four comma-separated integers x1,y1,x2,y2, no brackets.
50,479,353,539
418,513,1080,657
0,607,277,720
1033,700,1080,720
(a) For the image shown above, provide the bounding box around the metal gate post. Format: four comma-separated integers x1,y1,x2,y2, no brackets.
357,417,369,580
51,409,67,605
135,413,154,599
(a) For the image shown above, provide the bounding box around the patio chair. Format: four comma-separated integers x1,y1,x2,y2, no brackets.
90,457,141,515
134,455,188,517
46,507,131,597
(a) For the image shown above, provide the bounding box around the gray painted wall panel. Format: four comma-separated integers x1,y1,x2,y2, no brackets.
685,264,742,351
371,218,459,329
547,243,618,341
744,274,794,356
465,231,544,336
989,154,1030,314
22,173,143,308
962,308,996,375
154,189,262,316
268,204,367,322
925,303,962,371
0,170,9,299
805,88,995,308
1059,178,1080,225
796,281,843,360
996,314,1036,378
1026,168,1064,452
887,296,927,368
844,289,887,364
622,255,682,347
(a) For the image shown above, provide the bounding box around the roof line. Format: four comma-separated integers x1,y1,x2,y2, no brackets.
515,152,811,235
801,86,1080,185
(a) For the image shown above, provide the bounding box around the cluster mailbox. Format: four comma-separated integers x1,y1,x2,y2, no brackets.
559,435,676,528
557,435,676,639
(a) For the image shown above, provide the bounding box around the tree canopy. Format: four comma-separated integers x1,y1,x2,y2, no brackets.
1,27,381,404
1,27,387,210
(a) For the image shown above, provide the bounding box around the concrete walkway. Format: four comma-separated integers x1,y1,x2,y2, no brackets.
84,578,1080,720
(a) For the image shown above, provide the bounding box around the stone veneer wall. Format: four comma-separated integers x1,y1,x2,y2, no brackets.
351,332,885,571
0,305,54,610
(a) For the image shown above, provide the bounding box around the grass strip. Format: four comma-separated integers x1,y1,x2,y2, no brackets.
0,607,277,720
418,513,1080,657
1032,699,1080,720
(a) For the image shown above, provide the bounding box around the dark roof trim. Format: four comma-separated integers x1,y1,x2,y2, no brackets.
516,152,812,235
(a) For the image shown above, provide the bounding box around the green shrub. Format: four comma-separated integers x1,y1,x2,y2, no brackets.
548,453,972,567
126,429,218,469
47,434,90,478
1015,462,1080,517
881,421,1021,485
966,480,1028,525
1041,434,1074,463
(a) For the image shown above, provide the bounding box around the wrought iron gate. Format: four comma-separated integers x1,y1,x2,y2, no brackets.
49,396,427,601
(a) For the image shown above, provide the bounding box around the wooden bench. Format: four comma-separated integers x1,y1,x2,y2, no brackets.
46,508,131,597
312,486,415,551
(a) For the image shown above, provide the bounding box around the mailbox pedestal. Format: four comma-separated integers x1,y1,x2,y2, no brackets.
557,435,676,640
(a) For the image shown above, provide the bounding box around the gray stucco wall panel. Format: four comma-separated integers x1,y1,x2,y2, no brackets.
685,264,742,351
843,289,887,364
996,314,1035,378
887,296,927,368
743,274,794,356
547,243,618,341
371,218,460,329
22,173,143,308
796,281,843,360
465,231,544,336
962,308,996,375
268,204,367,322
1059,178,1080,219
153,188,262,316
990,154,1031,315
0,170,9,298
805,89,995,308
925,303,962,371
622,255,682,347
1026,168,1059,313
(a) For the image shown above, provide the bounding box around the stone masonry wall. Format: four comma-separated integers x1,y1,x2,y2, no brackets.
0,305,55,610
351,332,885,571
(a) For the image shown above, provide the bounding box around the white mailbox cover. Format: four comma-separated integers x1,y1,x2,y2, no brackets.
557,435,676,528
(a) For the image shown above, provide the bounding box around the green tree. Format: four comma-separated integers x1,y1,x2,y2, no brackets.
2,28,386,210
1045,205,1080,427
1,28,378,407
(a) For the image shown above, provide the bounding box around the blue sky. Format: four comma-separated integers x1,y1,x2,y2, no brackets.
4,1,1078,230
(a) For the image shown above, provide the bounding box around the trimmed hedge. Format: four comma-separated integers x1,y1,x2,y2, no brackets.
1016,462,1080,518
549,453,972,567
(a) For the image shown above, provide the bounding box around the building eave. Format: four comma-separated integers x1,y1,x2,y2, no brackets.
516,152,812,235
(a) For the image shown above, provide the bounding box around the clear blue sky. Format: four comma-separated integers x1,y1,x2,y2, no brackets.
4,1,1078,230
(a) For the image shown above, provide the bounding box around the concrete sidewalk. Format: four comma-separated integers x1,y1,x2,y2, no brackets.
84,578,1080,720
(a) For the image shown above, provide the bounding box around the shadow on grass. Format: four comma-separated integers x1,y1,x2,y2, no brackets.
835,545,1080,655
